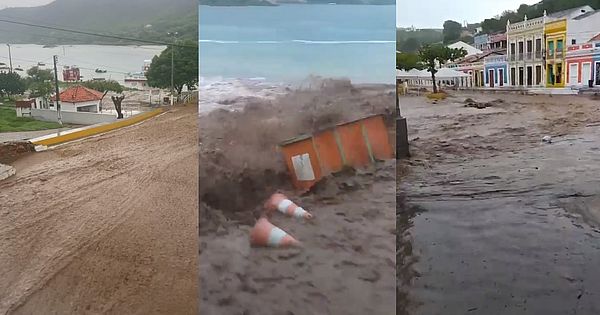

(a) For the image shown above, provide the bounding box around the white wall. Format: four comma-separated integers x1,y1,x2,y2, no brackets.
31,109,116,125
50,100,100,113
567,12,600,45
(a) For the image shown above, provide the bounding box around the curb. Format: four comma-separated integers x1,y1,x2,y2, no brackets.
29,109,164,147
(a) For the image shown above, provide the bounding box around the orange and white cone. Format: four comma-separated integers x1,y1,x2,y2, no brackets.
250,217,301,248
265,193,313,220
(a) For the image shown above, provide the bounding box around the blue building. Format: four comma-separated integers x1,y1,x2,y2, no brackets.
484,54,508,88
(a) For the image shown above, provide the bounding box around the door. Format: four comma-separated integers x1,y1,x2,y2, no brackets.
536,66,542,86
519,67,524,86
569,63,579,85
595,62,600,85
511,67,516,86
489,69,495,87
499,68,504,86
582,63,592,86
527,66,533,86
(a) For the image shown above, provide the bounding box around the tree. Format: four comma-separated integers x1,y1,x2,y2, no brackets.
418,44,467,93
146,40,198,100
396,52,423,70
26,66,54,98
0,72,26,97
81,80,125,118
443,20,462,44
401,37,420,53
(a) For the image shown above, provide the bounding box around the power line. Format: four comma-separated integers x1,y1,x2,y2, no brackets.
0,18,197,49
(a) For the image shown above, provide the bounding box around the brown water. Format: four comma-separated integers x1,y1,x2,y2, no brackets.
398,92,600,314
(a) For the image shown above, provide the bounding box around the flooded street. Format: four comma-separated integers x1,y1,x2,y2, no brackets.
398,92,600,314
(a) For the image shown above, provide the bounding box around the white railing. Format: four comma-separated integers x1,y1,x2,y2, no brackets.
484,55,508,63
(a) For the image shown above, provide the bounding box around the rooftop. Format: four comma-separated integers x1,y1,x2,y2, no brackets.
52,86,105,103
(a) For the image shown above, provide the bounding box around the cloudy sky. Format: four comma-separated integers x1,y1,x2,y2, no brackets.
397,0,541,28
0,0,53,9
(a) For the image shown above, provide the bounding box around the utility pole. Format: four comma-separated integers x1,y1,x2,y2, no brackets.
53,55,63,127
6,44,12,73
169,31,178,106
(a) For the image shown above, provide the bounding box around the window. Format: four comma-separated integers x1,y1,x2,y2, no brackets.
572,39,577,45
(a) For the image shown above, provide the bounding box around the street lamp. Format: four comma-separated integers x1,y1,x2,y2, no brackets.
6,44,13,73
168,31,179,106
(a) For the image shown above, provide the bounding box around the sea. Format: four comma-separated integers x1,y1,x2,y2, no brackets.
198,4,396,112
0,44,165,84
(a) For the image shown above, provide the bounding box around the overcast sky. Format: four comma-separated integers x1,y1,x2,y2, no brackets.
397,0,541,28
0,0,53,9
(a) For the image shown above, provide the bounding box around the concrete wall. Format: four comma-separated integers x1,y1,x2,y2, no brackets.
31,108,116,125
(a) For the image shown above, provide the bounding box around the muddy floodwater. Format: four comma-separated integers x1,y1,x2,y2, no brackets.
398,92,600,314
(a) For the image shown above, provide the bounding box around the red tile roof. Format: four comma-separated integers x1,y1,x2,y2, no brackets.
589,33,600,42
52,86,104,103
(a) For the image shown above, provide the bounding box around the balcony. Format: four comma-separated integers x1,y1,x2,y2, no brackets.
555,49,564,59
484,55,508,64
525,52,533,61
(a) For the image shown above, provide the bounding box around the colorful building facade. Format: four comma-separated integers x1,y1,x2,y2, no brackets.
484,55,509,87
565,42,600,87
545,19,567,87
507,15,546,87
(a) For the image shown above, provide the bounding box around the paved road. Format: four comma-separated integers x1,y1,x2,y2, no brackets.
0,129,69,143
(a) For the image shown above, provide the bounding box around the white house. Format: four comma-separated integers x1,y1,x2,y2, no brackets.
51,85,104,113
448,41,483,57
124,74,150,90
567,10,600,45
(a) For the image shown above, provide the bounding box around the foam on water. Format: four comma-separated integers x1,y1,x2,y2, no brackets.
198,77,288,115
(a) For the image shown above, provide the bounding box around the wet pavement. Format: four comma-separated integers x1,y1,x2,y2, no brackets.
398,92,600,314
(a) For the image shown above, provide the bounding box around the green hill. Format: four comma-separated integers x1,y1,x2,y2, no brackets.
0,0,197,45
396,28,443,52
199,0,394,5
481,0,599,33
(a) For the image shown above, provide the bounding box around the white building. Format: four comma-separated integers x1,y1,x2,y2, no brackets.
51,85,104,113
567,10,600,45
448,41,482,57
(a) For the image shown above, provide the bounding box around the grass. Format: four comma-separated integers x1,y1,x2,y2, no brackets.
0,107,63,133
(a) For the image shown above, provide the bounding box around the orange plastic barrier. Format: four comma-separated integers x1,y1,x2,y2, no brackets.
279,114,393,190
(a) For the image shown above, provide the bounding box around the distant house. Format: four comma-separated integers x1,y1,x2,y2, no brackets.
447,41,483,57
51,86,105,113
124,74,149,90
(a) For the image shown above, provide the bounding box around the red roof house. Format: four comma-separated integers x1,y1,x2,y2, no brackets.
51,86,105,113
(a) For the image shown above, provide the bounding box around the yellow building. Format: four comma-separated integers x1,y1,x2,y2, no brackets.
545,19,567,87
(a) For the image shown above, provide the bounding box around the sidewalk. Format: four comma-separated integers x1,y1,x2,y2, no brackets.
0,129,72,143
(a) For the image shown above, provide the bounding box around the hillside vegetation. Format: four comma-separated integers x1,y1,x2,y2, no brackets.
481,0,599,33
0,0,197,45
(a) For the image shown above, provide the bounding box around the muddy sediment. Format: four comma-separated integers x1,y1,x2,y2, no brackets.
0,141,35,164
199,80,395,226
199,80,397,314
400,91,600,314
0,104,199,314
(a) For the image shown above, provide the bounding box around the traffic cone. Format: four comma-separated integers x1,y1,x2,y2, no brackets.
264,193,313,220
250,217,301,248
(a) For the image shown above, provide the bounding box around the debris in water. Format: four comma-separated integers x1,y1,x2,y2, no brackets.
542,136,552,143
